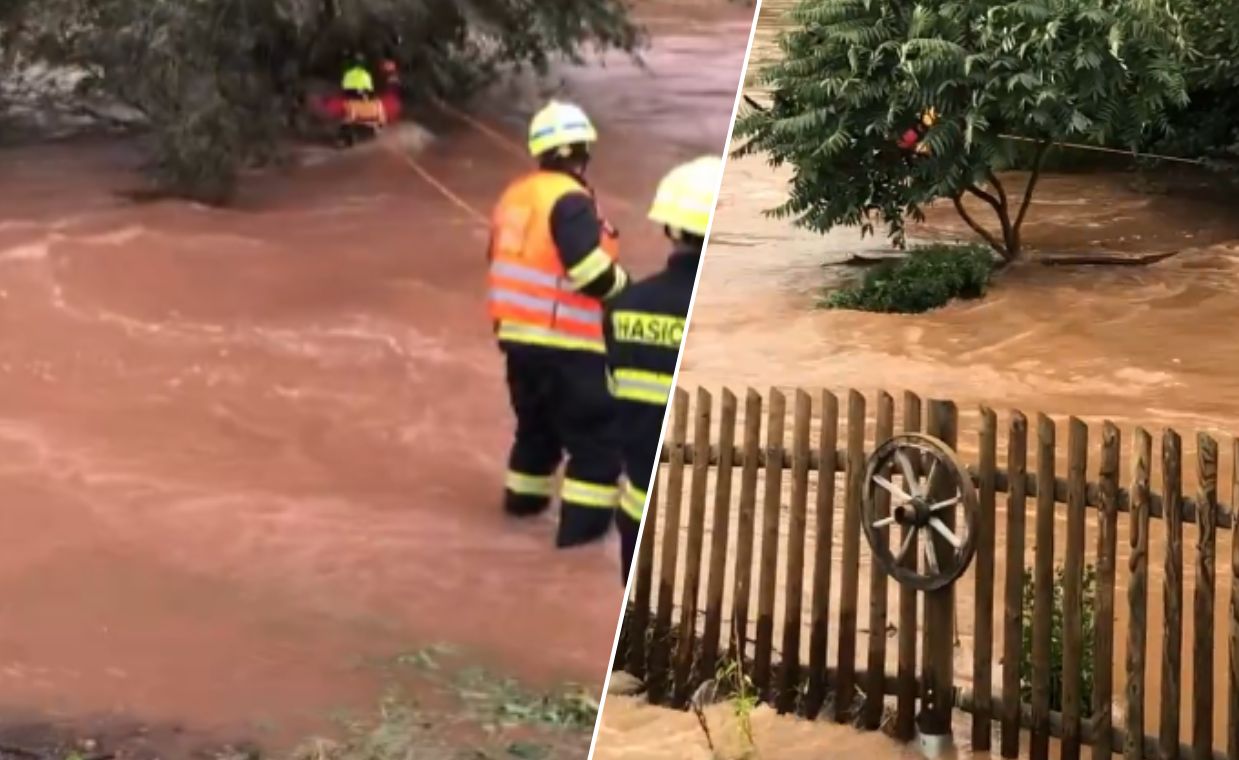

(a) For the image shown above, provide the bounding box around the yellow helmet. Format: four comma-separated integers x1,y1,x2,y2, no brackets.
528,100,598,158
648,155,722,237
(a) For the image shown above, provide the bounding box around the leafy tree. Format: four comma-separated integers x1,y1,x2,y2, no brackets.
1154,0,1239,159
734,0,1190,264
0,0,640,204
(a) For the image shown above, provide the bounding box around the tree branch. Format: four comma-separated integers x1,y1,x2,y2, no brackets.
985,169,1009,212
952,193,1009,261
1013,141,1051,250
968,181,1014,253
964,183,1003,213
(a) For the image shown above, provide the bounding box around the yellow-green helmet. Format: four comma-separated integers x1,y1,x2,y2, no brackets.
647,155,722,237
528,100,598,158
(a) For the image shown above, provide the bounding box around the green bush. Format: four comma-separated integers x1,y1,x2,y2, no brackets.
821,244,995,314
1019,563,1097,716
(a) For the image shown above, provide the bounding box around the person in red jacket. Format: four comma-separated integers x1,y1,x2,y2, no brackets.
897,107,938,156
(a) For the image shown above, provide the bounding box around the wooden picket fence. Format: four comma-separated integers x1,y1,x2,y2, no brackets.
616,385,1239,760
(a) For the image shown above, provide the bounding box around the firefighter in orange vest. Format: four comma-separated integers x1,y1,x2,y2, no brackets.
487,100,629,548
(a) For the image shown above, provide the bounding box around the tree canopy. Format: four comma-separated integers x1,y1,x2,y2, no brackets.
0,0,640,204
733,0,1192,262
1155,0,1239,158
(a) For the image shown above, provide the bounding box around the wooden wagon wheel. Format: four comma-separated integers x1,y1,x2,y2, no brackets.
861,433,978,592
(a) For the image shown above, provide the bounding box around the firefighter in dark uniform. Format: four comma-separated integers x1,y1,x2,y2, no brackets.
604,155,721,582
487,100,630,548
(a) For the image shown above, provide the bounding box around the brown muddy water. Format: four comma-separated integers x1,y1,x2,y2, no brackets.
0,3,754,751
609,0,1239,757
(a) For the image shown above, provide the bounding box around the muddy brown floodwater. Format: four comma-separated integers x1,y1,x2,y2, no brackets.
608,0,1239,757
0,3,754,751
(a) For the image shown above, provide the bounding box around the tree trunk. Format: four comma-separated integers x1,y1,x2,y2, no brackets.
952,192,1014,264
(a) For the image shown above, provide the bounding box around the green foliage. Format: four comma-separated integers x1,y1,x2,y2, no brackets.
715,656,757,753
735,0,1190,259
1153,0,1239,160
1019,563,1097,716
0,0,640,204
454,667,600,732
822,243,994,313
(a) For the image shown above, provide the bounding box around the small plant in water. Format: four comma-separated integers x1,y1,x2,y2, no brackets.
715,653,757,758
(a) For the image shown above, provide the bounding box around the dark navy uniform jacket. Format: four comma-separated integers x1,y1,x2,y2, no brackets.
603,244,701,518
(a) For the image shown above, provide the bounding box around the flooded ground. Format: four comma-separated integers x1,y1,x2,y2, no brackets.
692,0,1239,428
0,2,754,752
600,0,1239,757
594,697,922,760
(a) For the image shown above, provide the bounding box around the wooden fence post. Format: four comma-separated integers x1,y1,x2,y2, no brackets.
807,390,840,719
1162,429,1184,760
972,406,998,751
1063,418,1089,760
1093,422,1121,760
628,468,659,679
729,389,762,666
754,388,786,697
1030,413,1056,760
863,391,895,729
1193,434,1218,760
837,390,867,722
673,388,712,705
897,392,923,742
1230,438,1239,760
700,388,737,684
777,389,813,712
919,399,958,739
1001,411,1029,758
1125,428,1152,760
649,388,690,704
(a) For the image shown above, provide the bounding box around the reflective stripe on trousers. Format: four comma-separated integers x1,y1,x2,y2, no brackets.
562,477,619,509
620,481,648,521
505,469,554,497
609,367,674,406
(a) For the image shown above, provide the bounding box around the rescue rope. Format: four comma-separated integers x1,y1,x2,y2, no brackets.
739,94,1212,167
431,99,637,212
434,100,528,160
998,134,1209,166
383,142,490,226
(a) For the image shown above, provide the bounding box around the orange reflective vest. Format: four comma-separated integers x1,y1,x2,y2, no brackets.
344,98,387,126
488,171,620,353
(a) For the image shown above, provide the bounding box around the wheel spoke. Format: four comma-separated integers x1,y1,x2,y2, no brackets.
873,474,912,504
923,533,940,574
924,459,941,498
929,495,960,512
895,450,920,497
895,526,918,562
873,515,897,529
929,517,963,549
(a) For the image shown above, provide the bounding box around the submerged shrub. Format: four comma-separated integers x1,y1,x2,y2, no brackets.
821,243,995,314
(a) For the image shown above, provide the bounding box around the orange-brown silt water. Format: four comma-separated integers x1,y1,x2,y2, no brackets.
0,2,754,749
647,1,1239,757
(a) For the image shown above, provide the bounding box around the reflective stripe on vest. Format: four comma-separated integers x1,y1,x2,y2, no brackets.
488,171,618,352
609,367,675,405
